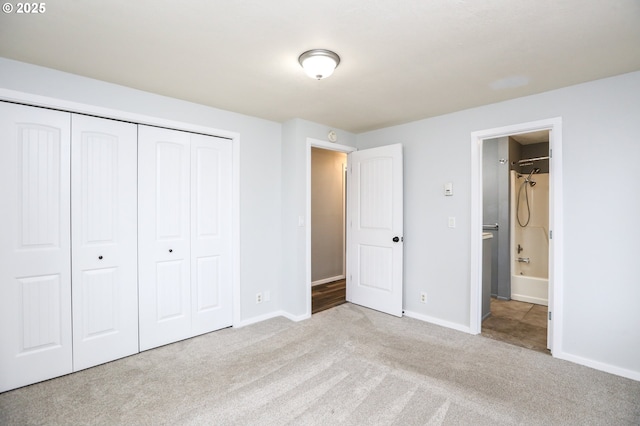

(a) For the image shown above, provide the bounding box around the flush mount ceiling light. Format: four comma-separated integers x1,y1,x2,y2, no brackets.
298,49,340,80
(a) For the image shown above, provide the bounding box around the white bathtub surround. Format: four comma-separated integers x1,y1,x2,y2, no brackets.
511,171,549,305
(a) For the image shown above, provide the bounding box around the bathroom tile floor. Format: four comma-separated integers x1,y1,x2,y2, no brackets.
482,298,549,354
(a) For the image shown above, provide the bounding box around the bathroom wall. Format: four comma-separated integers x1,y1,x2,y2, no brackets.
483,137,510,299
520,142,550,173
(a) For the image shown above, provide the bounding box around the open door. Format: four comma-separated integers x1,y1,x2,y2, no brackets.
347,144,403,317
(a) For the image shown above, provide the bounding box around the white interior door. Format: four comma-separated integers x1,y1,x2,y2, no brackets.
347,144,403,317
71,114,139,371
138,126,191,351
190,134,233,335
0,102,72,392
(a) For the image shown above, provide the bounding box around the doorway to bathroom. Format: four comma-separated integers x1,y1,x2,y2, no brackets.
470,117,563,355
481,131,550,353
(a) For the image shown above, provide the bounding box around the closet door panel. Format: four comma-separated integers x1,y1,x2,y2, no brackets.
138,125,191,351
190,134,233,335
71,115,138,371
0,102,72,393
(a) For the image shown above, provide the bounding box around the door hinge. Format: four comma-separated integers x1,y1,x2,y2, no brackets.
550,148,553,159
548,311,552,321
550,230,553,239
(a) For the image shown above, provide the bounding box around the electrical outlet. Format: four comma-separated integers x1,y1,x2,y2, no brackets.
256,292,263,304
420,292,427,304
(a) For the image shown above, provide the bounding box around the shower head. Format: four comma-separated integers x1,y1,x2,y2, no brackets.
523,167,540,186
526,168,540,180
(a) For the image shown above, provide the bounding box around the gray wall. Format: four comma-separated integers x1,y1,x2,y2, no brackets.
311,148,346,282
355,71,640,377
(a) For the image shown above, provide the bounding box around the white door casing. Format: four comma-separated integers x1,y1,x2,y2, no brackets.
347,144,404,317
470,117,562,355
0,103,72,392
546,127,557,350
71,114,139,371
138,126,192,350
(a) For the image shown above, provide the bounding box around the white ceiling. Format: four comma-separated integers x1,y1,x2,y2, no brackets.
1,1,639,133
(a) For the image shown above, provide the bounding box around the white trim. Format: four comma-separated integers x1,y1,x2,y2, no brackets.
0,88,243,330
312,275,346,286
232,134,242,328
0,89,239,140
403,310,472,334
279,311,311,323
234,310,310,328
470,117,563,356
553,351,640,382
305,138,357,318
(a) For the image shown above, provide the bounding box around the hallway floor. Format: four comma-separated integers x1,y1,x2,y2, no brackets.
312,279,346,314
482,298,549,354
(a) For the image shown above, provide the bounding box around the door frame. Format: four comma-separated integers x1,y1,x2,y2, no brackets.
306,138,356,317
470,117,563,354
0,88,242,327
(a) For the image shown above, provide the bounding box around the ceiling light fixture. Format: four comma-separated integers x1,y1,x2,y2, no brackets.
298,49,340,80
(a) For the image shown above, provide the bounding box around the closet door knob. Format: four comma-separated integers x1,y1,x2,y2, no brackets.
98,255,103,260
168,249,173,253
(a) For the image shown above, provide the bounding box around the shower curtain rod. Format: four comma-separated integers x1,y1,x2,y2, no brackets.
511,155,550,165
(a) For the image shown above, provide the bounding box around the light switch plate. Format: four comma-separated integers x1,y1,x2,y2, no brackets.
444,182,453,196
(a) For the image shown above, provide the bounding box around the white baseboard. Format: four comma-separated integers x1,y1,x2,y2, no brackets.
403,310,472,334
553,350,640,382
312,275,345,286
234,310,310,328
234,311,285,328
280,311,311,322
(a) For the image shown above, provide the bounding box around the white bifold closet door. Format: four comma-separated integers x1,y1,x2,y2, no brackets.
70,114,138,371
0,103,72,392
138,125,232,351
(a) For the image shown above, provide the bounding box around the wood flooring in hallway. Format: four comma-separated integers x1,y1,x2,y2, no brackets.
312,279,346,314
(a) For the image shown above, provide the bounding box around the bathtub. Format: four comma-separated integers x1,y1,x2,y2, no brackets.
511,275,548,306
510,171,549,306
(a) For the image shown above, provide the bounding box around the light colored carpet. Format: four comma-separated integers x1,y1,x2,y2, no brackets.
1,303,638,425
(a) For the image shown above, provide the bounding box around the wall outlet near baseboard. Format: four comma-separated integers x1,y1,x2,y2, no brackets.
256,292,263,304
420,292,427,304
